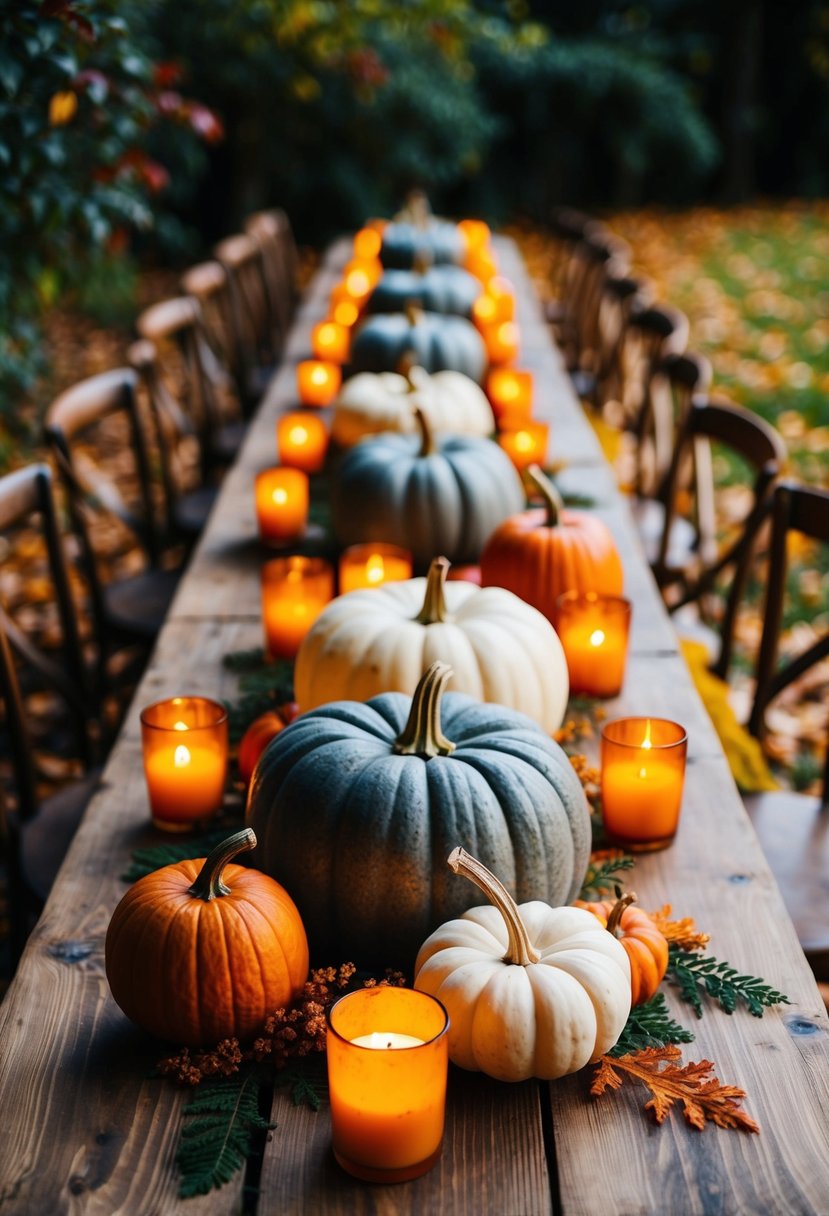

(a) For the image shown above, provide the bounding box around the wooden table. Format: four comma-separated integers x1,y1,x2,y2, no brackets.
1,237,828,1216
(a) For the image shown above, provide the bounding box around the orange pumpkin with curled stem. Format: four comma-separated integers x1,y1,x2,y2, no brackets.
480,463,623,623
574,890,668,1006
238,703,299,786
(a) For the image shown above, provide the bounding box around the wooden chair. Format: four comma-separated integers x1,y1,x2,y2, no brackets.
0,463,102,964
650,397,787,680
245,206,299,339
43,368,183,706
179,259,237,388
570,271,653,411
742,480,829,981
213,231,278,413
548,226,631,377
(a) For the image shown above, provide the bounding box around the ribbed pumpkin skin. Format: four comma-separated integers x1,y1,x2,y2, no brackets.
105,858,309,1045
246,692,592,971
331,368,493,448
330,431,524,568
350,312,487,383
380,221,464,269
368,266,481,317
294,576,569,734
574,898,669,1006
480,506,624,621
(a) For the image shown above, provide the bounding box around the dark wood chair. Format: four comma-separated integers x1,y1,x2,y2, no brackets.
213,231,278,414
43,368,183,707
245,206,299,340
179,259,238,388
742,480,829,982
548,225,631,378
570,271,653,411
0,463,102,964
650,396,787,680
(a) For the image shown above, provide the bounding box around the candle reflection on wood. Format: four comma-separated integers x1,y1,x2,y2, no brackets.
601,717,687,852
556,591,631,698
339,543,413,594
277,411,329,473
261,555,334,659
140,696,228,831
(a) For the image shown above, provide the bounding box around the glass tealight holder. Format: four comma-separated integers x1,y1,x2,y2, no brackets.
277,411,329,474
600,716,688,852
261,555,334,659
338,543,413,594
556,591,632,698
140,696,228,832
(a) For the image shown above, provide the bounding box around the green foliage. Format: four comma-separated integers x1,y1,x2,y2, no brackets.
121,828,233,881
667,945,791,1019
221,650,295,744
274,1056,328,1111
177,1073,272,1198
578,854,635,902
611,991,695,1056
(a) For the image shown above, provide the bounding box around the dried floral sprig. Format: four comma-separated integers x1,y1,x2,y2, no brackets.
649,904,711,951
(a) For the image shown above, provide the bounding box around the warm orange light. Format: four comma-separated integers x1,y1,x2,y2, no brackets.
353,226,383,260
338,543,413,594
556,591,632,698
277,411,329,473
343,258,382,300
465,246,498,284
457,218,491,251
140,697,228,831
254,467,309,544
497,421,549,470
261,555,334,660
296,360,341,407
483,319,520,365
327,986,449,1183
600,717,687,852
486,369,534,424
311,320,350,364
332,297,361,328
472,294,499,329
485,276,516,322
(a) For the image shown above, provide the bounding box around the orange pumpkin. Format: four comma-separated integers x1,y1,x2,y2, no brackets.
574,891,668,1006
105,828,309,1044
238,704,298,785
480,463,623,622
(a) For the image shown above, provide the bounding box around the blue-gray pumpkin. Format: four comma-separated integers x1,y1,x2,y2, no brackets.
367,265,481,318
329,408,524,570
380,220,465,270
246,662,592,971
350,308,487,383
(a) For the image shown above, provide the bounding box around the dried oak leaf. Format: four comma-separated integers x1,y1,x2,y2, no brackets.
648,904,711,951
591,1045,759,1134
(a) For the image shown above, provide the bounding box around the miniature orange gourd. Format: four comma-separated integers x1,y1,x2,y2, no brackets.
574,890,669,1006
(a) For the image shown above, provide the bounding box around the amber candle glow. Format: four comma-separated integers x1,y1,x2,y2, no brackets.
261,555,334,659
457,218,491,251
483,320,520,365
601,717,687,852
338,543,413,594
498,420,550,470
277,411,328,474
254,467,309,544
556,592,632,698
486,368,533,424
140,696,228,831
327,985,449,1184
353,225,384,260
311,321,350,365
296,359,341,407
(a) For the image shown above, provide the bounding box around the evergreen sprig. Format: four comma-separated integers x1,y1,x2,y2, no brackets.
610,992,695,1056
221,652,295,743
667,945,791,1018
121,829,232,882
275,1056,328,1110
578,854,635,901
176,1073,273,1199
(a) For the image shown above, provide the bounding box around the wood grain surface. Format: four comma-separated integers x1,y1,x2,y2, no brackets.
0,235,827,1216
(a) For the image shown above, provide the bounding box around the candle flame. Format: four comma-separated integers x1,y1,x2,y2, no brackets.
589,629,606,648
345,269,370,296
273,487,288,505
173,720,189,731
289,425,308,445
174,743,191,768
514,430,532,452
641,720,653,750
310,366,328,386
366,556,385,584
333,299,359,327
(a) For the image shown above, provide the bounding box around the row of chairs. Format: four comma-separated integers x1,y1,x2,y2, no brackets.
547,205,829,983
0,208,300,964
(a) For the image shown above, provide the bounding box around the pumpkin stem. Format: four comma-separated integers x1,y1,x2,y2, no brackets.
526,463,564,527
393,661,456,759
405,302,425,329
413,250,433,276
415,555,451,623
448,847,540,966
413,405,437,456
398,349,419,384
187,829,257,902
605,890,638,938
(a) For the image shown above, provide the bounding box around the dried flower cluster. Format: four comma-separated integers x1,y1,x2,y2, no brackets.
568,752,601,812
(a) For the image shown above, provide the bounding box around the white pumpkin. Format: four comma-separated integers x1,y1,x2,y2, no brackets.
294,556,570,734
331,365,494,448
414,849,632,1082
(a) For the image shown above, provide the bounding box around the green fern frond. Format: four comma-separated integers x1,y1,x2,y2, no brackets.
275,1057,328,1110
578,854,635,901
610,992,695,1056
667,945,791,1018
177,1073,273,1198
121,829,232,882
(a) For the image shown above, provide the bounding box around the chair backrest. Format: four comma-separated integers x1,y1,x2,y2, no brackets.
636,349,713,499
180,259,237,379
591,271,653,410
245,207,298,338
653,396,787,678
0,463,95,826
746,480,829,802
213,231,275,411
567,230,632,376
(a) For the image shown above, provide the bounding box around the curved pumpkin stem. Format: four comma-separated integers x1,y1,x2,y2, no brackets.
605,890,638,938
187,828,257,902
412,405,437,456
448,847,540,966
405,301,425,329
415,555,451,623
393,660,456,759
412,250,433,276
527,463,565,527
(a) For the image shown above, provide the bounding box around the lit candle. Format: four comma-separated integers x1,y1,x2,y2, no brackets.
600,717,687,852
483,319,520,365
296,359,341,407
340,258,381,306
140,696,228,831
556,592,632,698
254,467,309,544
353,225,384,260
485,276,516,322
277,411,329,473
311,320,350,365
338,543,413,594
261,555,334,659
331,296,361,329
497,421,550,470
457,218,491,251
486,368,534,425
327,986,449,1183
465,245,498,284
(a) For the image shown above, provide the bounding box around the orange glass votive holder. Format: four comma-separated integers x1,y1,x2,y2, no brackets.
140,696,228,832
600,717,688,852
498,421,550,470
353,225,383,260
296,359,341,407
277,411,329,474
556,592,632,698
486,368,534,425
485,276,516,322
311,320,350,365
261,555,334,659
327,985,450,1184
465,246,498,283
483,320,520,365
338,543,413,594
457,218,491,251
255,467,309,544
